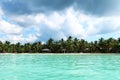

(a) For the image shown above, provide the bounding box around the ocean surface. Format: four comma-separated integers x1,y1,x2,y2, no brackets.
0,53,120,80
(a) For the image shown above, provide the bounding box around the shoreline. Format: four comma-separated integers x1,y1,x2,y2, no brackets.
0,53,119,55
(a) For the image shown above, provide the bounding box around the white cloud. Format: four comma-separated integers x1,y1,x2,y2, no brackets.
0,8,23,35
4,34,37,43
0,20,23,34
0,9,38,43
62,8,86,38
0,7,120,43
90,16,120,34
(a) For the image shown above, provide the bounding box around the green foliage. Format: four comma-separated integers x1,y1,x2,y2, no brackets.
0,37,120,53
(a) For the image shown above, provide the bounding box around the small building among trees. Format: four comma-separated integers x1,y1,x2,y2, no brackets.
42,49,51,53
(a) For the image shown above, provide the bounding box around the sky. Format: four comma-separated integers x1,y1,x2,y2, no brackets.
0,0,120,43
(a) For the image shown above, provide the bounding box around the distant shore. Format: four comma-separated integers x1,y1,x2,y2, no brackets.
0,53,119,55
0,37,119,53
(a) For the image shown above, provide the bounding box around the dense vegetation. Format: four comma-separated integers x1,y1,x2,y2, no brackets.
0,36,120,53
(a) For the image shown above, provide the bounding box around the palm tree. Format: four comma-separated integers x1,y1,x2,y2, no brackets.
79,39,88,53
46,38,54,52
66,36,74,53
3,41,11,53
10,44,17,53
106,38,115,53
32,42,42,53
73,38,80,53
59,38,67,53
93,41,99,53
98,38,107,53
24,43,31,53
0,41,3,53
15,42,22,53
112,38,120,53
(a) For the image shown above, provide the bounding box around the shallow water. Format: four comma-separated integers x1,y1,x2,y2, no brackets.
0,54,120,80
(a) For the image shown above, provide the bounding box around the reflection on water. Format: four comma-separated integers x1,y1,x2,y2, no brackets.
0,54,120,80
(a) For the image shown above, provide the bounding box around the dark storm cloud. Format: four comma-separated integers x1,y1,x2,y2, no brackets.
1,1,31,15
0,0,119,16
75,0,116,16
28,0,75,10
0,0,75,15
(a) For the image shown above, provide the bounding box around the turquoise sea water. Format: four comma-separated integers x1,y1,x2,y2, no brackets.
0,54,120,80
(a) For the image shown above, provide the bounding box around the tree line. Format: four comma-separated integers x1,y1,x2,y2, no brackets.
0,36,120,53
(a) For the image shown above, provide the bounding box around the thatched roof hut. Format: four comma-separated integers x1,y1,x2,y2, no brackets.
42,49,51,53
